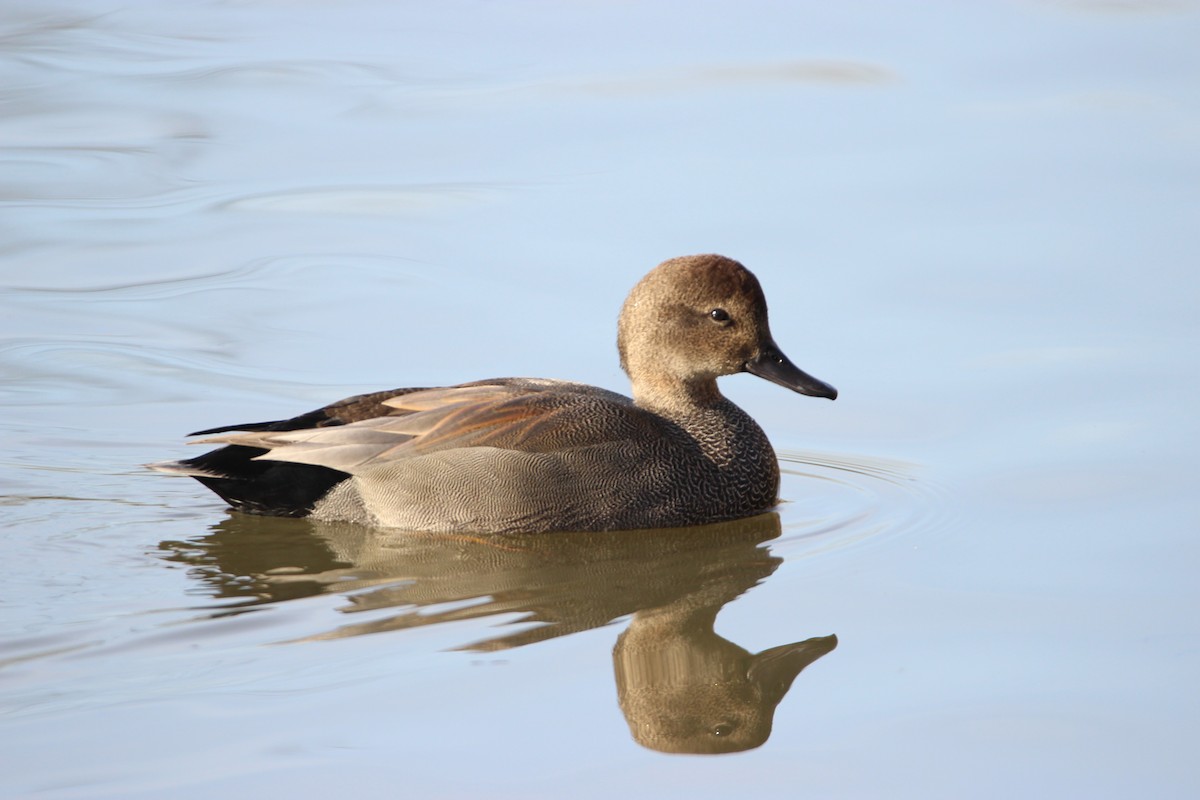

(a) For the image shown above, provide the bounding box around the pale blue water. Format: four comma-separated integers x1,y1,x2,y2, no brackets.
2,1,1198,797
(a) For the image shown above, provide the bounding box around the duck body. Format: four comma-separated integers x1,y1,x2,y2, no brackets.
154,255,836,533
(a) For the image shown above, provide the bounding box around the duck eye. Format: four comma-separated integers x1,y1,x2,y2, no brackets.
709,308,731,323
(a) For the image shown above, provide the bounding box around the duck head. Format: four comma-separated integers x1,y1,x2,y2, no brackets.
617,254,837,409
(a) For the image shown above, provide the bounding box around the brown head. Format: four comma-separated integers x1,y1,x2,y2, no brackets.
617,254,837,410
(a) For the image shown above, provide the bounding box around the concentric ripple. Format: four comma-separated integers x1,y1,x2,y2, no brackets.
774,448,952,558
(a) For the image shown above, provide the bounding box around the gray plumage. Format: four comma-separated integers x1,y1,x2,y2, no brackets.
153,254,837,533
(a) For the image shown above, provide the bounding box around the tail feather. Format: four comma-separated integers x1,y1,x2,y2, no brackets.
146,460,228,479
150,444,349,517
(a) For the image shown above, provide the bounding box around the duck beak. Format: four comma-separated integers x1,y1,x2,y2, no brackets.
746,341,838,400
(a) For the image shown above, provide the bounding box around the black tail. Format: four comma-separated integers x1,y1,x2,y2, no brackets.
171,444,349,517
160,388,415,517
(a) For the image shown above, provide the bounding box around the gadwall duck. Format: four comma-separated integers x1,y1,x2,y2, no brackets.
152,254,836,532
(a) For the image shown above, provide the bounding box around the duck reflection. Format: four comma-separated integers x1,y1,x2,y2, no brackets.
159,512,836,753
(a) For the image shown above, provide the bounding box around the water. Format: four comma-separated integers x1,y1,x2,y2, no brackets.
2,1,1198,797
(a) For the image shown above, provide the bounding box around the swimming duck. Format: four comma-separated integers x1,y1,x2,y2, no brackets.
152,254,836,532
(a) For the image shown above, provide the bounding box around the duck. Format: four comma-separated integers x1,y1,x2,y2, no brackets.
151,254,836,533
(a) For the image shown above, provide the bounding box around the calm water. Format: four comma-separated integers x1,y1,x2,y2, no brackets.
2,1,1198,797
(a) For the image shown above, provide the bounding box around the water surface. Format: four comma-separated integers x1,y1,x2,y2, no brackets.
2,1,1198,798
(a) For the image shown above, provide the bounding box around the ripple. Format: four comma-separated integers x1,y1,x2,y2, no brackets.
2,252,422,296
0,7,219,71
553,59,894,97
150,59,398,87
0,339,238,405
774,449,952,558
220,183,508,216
0,252,433,406
0,330,348,407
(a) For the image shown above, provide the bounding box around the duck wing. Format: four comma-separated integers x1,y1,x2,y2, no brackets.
186,387,429,435
190,378,649,475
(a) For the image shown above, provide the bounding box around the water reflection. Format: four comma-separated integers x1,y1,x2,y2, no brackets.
159,512,836,753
